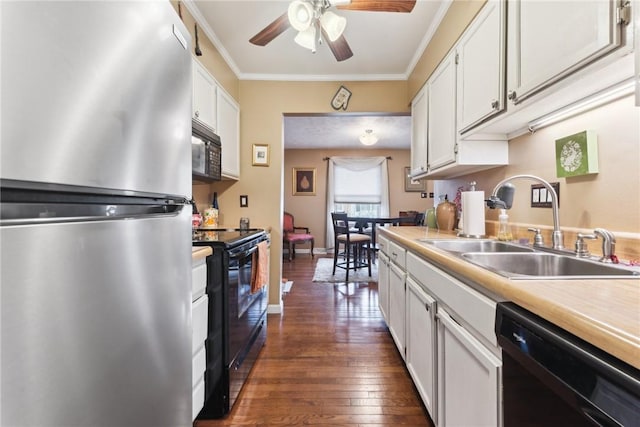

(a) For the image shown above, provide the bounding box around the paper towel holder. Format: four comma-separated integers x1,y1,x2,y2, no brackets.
457,185,487,239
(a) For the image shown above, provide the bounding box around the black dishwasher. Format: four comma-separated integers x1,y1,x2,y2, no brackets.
496,302,640,427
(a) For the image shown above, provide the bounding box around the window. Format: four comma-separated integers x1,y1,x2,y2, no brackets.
333,163,382,217
326,157,390,247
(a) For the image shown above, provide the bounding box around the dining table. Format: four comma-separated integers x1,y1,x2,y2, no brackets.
347,216,416,258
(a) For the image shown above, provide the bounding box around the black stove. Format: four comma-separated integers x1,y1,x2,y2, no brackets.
192,227,269,419
193,228,264,247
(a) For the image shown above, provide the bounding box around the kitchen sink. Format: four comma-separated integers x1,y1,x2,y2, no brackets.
419,239,535,253
461,252,640,279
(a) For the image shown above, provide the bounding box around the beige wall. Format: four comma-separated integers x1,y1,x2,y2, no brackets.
194,81,409,309
184,0,639,307
236,81,410,308
170,1,238,99
407,0,485,99
284,149,432,249
460,95,640,233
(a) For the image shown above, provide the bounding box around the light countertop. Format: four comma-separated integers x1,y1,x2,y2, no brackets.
378,226,640,370
192,246,212,262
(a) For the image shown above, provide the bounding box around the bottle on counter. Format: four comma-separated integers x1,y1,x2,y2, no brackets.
212,192,219,210
436,194,457,231
497,209,513,241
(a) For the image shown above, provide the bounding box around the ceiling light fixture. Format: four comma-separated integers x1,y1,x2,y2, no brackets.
319,10,346,42
288,0,314,31
294,25,317,52
359,129,378,146
288,0,347,53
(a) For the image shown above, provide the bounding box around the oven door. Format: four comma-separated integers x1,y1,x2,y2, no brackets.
226,237,268,366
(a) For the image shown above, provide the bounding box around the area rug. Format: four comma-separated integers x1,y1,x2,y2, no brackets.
282,280,293,293
312,257,378,283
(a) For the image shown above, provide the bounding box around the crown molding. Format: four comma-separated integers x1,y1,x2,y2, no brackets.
405,0,452,78
182,0,448,83
182,0,242,79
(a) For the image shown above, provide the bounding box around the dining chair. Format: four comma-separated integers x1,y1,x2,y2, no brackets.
283,211,315,261
331,212,372,282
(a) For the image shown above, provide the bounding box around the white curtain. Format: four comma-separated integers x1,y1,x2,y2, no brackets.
325,156,389,248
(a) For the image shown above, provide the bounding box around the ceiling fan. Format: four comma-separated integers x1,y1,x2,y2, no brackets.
249,0,416,62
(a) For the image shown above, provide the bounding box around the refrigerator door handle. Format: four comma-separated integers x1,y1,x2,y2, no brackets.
1,202,186,226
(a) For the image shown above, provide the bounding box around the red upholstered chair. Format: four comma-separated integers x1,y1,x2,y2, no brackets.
283,211,315,261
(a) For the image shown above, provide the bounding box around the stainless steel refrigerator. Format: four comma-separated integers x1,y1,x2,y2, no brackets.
1,2,193,426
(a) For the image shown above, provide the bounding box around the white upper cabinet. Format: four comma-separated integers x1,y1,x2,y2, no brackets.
216,89,240,180
507,0,625,105
192,58,217,132
456,0,506,133
427,50,457,172
410,86,428,178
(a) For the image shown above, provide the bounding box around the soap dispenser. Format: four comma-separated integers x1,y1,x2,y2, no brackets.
497,209,513,241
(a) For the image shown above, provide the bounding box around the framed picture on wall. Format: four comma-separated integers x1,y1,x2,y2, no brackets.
293,167,316,196
404,167,425,192
252,144,270,166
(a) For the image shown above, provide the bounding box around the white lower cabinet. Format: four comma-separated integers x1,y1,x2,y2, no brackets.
388,262,406,359
406,276,437,420
437,307,502,427
400,250,502,427
192,256,209,421
378,252,390,323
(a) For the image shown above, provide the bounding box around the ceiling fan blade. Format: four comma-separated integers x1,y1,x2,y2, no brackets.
323,30,353,62
337,0,416,13
249,12,291,46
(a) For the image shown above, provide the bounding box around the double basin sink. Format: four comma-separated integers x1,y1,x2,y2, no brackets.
419,239,639,280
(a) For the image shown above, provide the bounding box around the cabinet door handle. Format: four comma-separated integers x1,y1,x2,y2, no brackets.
195,110,200,118
491,100,499,110
507,90,517,101
424,302,430,312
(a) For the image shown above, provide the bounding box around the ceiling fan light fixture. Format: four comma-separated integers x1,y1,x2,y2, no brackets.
294,26,317,52
359,129,378,146
319,11,346,42
288,0,315,31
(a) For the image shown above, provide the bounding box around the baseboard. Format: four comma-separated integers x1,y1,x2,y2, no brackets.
283,248,328,255
267,303,283,314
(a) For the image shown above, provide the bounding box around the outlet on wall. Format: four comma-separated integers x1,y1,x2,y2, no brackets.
531,183,559,208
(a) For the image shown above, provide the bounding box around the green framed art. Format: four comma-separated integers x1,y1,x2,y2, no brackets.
555,130,599,178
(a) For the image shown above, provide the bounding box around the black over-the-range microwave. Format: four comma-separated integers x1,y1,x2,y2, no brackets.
192,118,222,181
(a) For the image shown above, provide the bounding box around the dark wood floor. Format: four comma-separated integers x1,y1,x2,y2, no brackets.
196,255,434,427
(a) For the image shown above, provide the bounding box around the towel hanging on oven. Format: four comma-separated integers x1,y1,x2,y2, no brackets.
250,241,269,294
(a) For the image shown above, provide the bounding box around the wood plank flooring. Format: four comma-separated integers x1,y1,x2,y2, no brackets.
195,255,434,427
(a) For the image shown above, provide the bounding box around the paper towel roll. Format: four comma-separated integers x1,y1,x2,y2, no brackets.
462,191,486,237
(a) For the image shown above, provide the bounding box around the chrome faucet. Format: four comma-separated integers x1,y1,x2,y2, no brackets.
489,175,564,250
594,228,617,263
